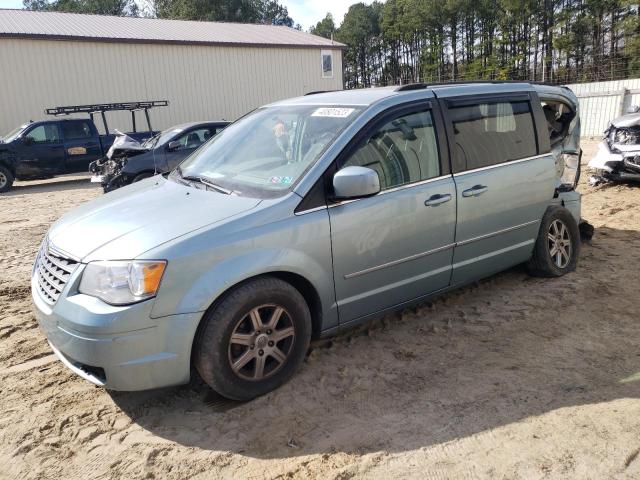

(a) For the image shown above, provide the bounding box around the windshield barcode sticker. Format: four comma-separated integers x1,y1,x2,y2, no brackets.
311,108,355,118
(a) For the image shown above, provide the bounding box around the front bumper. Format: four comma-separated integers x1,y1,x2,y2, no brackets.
31,270,202,391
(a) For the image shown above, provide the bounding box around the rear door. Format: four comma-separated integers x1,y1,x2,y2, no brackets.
328,101,457,323
440,92,556,285
61,120,102,172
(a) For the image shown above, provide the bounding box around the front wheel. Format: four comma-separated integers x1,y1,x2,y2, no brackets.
527,206,580,277
194,277,311,401
0,165,14,193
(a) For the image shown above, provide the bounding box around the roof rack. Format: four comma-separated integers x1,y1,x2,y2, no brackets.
44,100,169,134
394,80,569,92
305,90,336,96
395,83,429,92
45,100,169,116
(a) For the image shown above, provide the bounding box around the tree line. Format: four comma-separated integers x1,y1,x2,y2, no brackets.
312,1,640,87
23,0,640,86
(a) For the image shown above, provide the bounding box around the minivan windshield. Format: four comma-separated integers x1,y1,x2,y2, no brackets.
175,105,363,196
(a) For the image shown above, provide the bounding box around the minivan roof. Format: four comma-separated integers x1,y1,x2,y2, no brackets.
268,82,574,108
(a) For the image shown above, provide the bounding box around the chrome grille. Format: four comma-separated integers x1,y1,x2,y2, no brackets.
35,244,78,305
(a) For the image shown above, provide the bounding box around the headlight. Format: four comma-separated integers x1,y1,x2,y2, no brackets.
79,260,167,305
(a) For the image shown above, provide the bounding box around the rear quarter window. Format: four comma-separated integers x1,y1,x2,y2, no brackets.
62,121,93,140
450,100,538,171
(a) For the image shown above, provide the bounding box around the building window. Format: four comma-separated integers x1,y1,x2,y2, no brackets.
321,50,333,78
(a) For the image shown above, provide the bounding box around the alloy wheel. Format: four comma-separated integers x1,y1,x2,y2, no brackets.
0,171,7,189
547,219,572,268
228,304,296,381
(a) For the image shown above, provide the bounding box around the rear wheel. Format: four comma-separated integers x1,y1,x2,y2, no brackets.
194,277,311,401
527,206,580,277
0,165,14,193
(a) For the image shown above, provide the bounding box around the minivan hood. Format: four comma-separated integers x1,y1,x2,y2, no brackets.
48,176,261,261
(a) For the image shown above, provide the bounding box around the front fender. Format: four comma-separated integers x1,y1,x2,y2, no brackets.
122,150,166,175
180,248,330,313
147,207,338,332
0,147,17,172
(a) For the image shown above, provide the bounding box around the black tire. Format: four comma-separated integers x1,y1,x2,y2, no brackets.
132,172,154,183
526,205,580,277
0,165,14,193
194,276,312,401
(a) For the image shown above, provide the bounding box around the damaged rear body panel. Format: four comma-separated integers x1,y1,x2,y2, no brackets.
534,85,581,189
534,85,582,224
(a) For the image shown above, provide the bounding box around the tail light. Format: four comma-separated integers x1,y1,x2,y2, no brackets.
559,151,581,191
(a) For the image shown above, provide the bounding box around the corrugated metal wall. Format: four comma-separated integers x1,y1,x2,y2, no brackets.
565,78,640,137
0,38,343,135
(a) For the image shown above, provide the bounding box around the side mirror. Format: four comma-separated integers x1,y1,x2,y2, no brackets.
167,140,181,151
22,136,34,146
626,105,640,114
333,166,380,199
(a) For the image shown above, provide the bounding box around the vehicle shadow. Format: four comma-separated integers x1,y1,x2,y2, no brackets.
110,225,640,459
6,176,98,195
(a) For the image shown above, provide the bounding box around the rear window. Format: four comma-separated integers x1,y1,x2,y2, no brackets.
62,121,93,140
450,100,537,171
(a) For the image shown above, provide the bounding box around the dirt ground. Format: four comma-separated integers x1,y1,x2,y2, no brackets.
1,140,640,479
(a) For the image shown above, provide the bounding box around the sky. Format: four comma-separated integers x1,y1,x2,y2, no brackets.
0,0,23,8
282,0,377,30
0,0,377,30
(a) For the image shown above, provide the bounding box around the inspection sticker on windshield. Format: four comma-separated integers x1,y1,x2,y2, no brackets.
312,107,355,118
269,176,293,185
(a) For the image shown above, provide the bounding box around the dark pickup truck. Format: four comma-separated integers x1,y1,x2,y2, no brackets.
0,101,167,192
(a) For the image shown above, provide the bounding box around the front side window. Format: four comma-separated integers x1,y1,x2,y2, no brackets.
62,121,92,140
342,110,440,190
177,105,363,197
172,128,217,150
450,100,537,171
25,124,60,143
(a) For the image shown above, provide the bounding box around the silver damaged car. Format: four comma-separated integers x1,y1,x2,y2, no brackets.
32,82,583,400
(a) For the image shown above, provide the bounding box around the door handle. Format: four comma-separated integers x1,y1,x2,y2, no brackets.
424,193,452,207
462,185,488,197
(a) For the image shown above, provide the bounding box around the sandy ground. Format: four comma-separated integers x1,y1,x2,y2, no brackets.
1,141,640,479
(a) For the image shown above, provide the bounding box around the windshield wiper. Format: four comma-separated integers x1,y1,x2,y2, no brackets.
182,174,232,195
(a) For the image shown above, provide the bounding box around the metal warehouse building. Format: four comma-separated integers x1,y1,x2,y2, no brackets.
0,9,345,135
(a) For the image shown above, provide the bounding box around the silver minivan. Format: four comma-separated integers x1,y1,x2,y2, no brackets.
32,82,582,400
